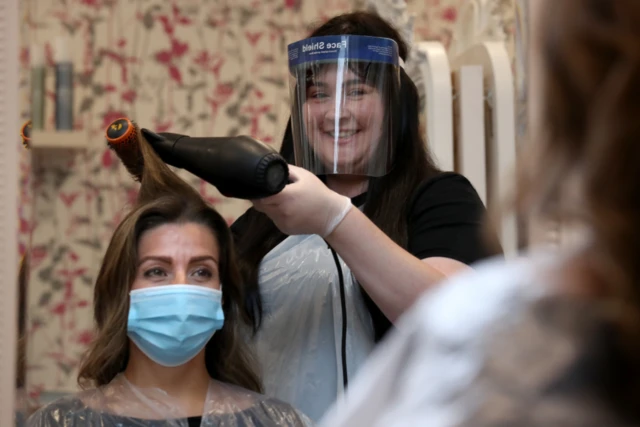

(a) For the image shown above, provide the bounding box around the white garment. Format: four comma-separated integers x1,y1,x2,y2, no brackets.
319,250,627,427
252,234,376,422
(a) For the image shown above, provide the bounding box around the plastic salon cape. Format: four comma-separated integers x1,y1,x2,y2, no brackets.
26,373,312,427
250,233,376,422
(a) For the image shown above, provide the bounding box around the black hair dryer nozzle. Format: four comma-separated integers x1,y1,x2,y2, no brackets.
141,129,289,200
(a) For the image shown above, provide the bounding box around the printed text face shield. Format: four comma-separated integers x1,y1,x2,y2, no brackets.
288,35,401,177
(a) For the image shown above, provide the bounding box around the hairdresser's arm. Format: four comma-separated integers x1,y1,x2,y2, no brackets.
252,166,492,322
325,208,469,322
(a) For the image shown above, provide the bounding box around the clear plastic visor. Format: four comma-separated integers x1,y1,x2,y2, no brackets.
288,35,401,177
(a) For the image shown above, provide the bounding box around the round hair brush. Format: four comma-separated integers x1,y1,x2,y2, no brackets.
20,121,32,149
105,117,144,181
104,118,289,200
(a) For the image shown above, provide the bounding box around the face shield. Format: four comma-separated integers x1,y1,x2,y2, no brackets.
287,35,401,177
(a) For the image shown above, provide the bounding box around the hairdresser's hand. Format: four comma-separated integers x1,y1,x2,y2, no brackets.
251,165,353,237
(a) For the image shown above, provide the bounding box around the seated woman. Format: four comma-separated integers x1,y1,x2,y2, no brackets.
27,130,311,427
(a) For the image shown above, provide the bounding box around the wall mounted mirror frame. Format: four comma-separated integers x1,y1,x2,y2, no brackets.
0,0,22,424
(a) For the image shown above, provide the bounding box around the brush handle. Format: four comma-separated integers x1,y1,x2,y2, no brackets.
106,117,137,146
105,117,144,180
20,121,32,149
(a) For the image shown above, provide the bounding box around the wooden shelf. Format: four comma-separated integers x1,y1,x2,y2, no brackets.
30,130,88,149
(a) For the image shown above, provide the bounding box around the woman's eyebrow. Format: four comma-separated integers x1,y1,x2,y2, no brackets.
343,79,364,87
137,255,218,266
189,255,218,264
307,78,364,88
137,255,172,266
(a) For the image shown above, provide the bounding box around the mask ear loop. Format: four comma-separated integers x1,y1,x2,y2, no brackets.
398,57,405,69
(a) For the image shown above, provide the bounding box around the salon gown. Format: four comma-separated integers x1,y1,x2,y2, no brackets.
232,172,499,422
27,401,305,427
26,373,311,427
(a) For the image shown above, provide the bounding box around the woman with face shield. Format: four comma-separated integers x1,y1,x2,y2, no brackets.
231,11,501,423
26,130,311,427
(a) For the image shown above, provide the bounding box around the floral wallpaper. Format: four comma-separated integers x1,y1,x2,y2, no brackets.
19,0,492,402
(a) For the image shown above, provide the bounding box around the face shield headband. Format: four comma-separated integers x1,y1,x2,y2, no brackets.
287,35,401,177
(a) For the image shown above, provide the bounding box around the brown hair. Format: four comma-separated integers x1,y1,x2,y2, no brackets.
77,130,262,392
515,0,640,415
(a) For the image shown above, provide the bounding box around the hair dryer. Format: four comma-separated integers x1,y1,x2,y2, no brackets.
105,118,289,200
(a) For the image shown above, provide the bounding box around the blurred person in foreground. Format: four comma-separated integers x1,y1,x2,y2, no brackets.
318,1,640,425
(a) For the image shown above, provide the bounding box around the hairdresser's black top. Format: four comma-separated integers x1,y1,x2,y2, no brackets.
398,171,498,263
233,171,498,267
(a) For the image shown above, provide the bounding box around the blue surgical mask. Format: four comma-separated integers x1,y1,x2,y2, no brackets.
127,284,224,367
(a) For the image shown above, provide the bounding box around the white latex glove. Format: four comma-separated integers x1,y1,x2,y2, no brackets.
251,165,353,237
